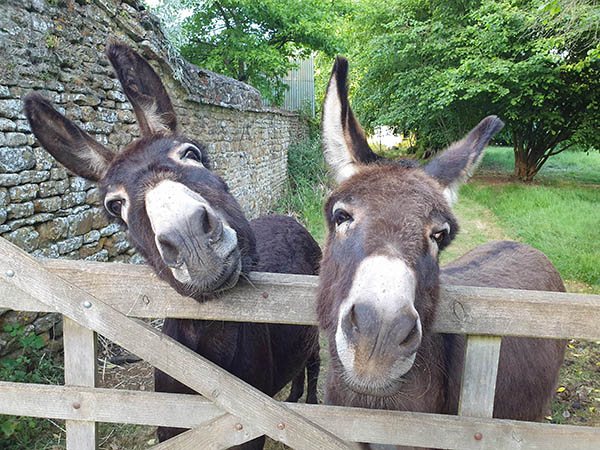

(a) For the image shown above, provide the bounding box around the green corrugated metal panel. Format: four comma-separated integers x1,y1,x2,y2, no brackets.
263,56,315,116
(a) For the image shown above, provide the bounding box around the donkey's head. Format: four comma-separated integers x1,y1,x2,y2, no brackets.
24,41,257,299
317,57,503,396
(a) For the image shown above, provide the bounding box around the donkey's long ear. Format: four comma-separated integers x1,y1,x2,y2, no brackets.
424,115,504,205
106,40,177,136
321,57,379,183
24,93,114,182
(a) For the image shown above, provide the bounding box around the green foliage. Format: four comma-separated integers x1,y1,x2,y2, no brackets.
45,34,59,49
0,324,64,448
277,134,331,244
151,0,349,104
348,0,600,179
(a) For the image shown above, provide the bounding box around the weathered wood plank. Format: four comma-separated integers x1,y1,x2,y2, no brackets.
148,415,262,450
458,336,502,418
2,258,318,324
0,382,224,428
1,257,599,339
63,318,98,450
434,284,600,339
0,238,355,450
1,382,599,450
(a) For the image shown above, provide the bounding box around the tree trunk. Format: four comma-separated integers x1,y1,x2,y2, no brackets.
514,146,541,181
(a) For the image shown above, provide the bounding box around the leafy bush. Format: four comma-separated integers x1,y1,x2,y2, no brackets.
0,323,64,448
277,134,331,244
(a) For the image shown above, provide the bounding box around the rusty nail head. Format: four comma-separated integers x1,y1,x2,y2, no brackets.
72,402,81,409
474,432,483,441
277,423,285,430
82,300,92,309
5,270,14,278
262,292,269,299
235,423,243,431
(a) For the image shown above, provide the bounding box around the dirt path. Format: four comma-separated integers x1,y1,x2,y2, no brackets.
440,196,512,265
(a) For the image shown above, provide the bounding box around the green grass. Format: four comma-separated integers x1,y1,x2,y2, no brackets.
459,181,600,289
481,146,600,184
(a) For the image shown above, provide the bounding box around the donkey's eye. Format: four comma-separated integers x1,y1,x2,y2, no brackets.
182,146,202,162
106,199,123,217
333,209,352,226
430,229,446,245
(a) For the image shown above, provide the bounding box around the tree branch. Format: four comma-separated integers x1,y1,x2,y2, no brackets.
188,38,219,48
214,1,233,30
546,141,576,157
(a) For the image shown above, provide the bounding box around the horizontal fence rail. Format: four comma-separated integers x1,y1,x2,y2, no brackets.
1,382,599,450
1,258,599,340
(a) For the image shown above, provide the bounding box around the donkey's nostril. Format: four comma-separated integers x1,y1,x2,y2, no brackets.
196,207,223,243
207,211,224,244
200,207,212,235
398,320,421,356
349,304,358,331
156,234,182,267
342,302,378,340
403,321,418,342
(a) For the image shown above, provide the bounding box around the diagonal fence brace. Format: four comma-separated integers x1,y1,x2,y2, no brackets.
148,414,262,450
0,237,356,450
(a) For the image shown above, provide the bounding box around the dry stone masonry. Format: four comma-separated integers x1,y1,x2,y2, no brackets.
0,0,307,355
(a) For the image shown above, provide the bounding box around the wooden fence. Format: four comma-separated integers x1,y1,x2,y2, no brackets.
0,235,599,449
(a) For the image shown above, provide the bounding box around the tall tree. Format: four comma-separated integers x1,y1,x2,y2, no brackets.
157,0,347,104
349,0,600,180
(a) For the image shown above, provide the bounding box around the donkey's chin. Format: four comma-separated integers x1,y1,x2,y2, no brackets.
341,354,417,397
171,249,242,297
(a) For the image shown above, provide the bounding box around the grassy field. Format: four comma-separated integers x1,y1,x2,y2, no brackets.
481,146,600,185
460,181,600,289
276,136,331,244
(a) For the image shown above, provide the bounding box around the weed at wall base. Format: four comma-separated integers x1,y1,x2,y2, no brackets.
276,133,331,244
0,323,64,448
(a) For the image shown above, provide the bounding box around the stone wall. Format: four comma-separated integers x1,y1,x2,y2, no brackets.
0,0,307,355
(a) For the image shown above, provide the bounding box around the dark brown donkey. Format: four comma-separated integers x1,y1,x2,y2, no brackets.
317,57,566,449
24,41,320,449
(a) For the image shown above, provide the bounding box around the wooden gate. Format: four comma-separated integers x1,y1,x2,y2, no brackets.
0,236,599,449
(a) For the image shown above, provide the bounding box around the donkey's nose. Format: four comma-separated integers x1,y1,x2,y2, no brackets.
155,205,225,267
342,302,422,359
394,316,422,357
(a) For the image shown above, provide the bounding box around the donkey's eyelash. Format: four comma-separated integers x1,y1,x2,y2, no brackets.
105,199,123,216
182,146,202,162
332,209,353,226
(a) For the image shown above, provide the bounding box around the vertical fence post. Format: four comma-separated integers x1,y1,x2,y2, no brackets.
63,317,98,450
458,335,502,418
